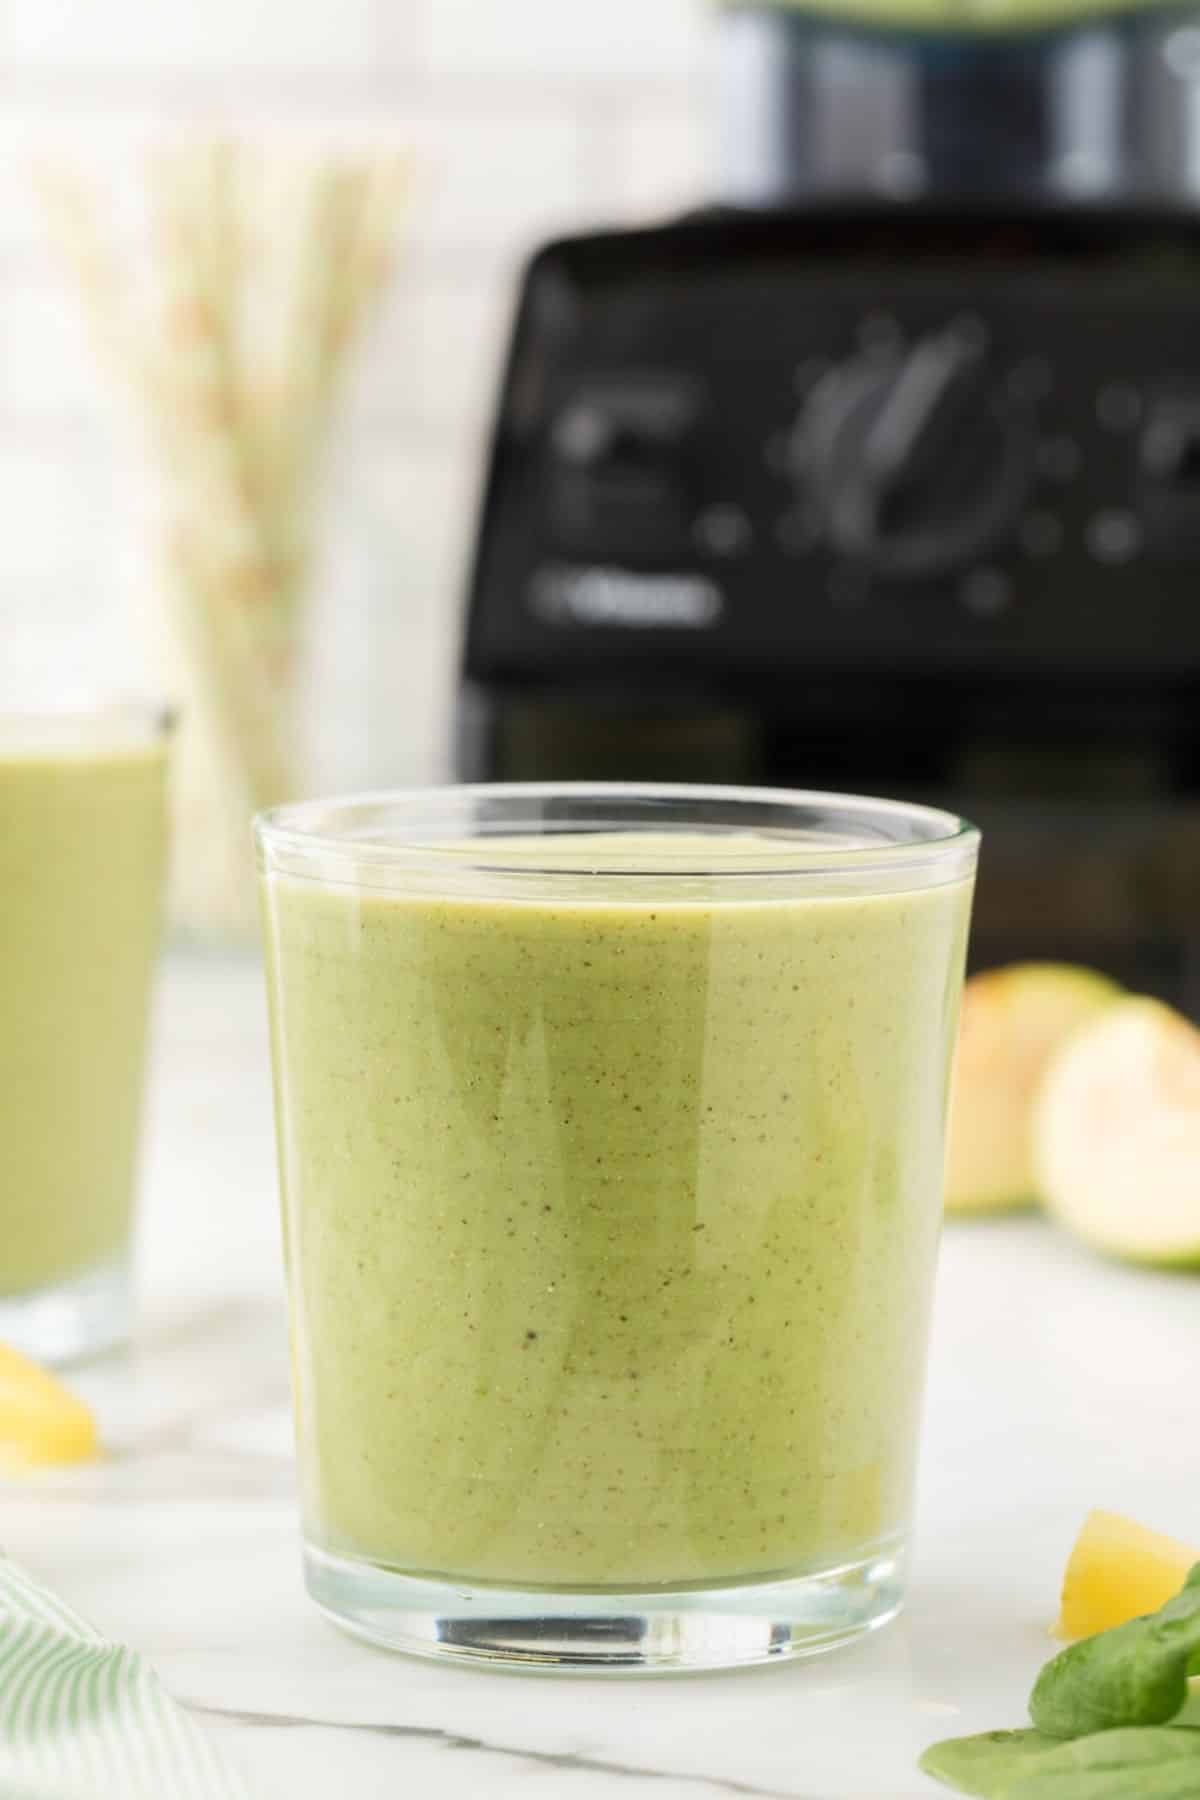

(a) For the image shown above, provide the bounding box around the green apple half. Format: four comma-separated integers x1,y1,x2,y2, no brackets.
1034,996,1200,1266
944,963,1122,1214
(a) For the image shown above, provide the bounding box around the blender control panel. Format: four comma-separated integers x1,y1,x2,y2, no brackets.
465,208,1200,681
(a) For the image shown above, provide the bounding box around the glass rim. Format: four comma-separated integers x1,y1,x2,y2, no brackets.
256,782,979,893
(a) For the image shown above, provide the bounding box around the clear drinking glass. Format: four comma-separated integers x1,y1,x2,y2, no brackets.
257,783,978,1672
0,703,171,1362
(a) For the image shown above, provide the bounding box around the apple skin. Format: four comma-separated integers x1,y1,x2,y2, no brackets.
944,963,1122,1215
1035,995,1200,1268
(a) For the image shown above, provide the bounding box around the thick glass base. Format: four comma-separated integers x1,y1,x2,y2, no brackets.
0,1253,130,1365
305,1537,906,1673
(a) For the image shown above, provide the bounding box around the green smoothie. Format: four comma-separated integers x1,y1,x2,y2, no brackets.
265,835,970,1592
0,723,168,1296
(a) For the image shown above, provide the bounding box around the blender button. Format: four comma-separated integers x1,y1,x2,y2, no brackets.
1086,509,1142,562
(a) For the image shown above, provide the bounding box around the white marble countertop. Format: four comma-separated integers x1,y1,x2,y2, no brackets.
5,952,1199,1800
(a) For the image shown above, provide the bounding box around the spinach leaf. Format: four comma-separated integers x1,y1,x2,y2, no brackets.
920,1726,1200,1798
1174,1683,1200,1729
919,1729,1060,1796
1029,1564,1200,1739
921,1575,1200,1793
1004,1726,1200,1798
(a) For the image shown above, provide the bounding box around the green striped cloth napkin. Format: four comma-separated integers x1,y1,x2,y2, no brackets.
0,1557,250,1800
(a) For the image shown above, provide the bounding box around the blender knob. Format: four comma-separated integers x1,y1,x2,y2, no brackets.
794,326,1030,576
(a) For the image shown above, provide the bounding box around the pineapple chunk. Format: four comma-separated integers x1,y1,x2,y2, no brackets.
0,1342,99,1470
1055,1509,1198,1640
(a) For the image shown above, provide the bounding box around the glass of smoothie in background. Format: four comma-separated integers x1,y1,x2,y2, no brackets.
0,703,171,1363
258,783,977,1672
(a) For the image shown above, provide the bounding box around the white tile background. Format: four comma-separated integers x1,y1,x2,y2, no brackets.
0,0,710,783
